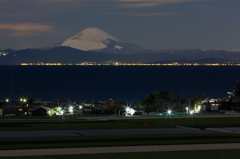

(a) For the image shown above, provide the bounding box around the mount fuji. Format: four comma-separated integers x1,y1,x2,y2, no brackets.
55,27,147,54
1,27,240,65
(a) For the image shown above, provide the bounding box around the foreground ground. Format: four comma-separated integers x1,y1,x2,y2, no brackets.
1,143,240,157
0,114,240,158
1,150,240,159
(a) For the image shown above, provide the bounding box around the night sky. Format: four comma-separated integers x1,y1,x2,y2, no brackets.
0,0,239,51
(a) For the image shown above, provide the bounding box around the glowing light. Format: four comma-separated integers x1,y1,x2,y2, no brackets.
60,110,64,115
185,107,189,110
125,107,135,116
69,106,73,113
198,106,201,110
190,110,194,115
6,99,9,102
79,106,83,109
23,99,26,102
20,98,23,101
57,107,61,111
167,110,172,115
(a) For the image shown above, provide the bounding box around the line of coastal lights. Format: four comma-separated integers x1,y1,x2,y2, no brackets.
20,63,240,66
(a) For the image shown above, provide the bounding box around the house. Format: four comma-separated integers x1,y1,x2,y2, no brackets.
83,101,93,107
0,106,24,117
28,103,42,109
31,106,53,116
133,107,145,115
210,102,220,111
83,107,92,115
201,99,221,112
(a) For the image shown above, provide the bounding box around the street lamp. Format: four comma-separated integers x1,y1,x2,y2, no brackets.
69,106,73,113
167,109,172,115
190,110,194,115
185,107,189,114
5,99,9,106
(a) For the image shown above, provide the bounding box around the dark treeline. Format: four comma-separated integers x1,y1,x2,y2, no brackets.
141,91,202,113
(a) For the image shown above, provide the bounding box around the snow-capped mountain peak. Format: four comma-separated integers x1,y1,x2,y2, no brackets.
60,27,124,51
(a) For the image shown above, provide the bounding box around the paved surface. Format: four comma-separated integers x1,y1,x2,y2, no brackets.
0,128,216,138
0,143,240,157
208,127,240,134
80,114,240,121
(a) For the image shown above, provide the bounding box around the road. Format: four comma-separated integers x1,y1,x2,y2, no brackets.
80,114,240,121
0,143,240,157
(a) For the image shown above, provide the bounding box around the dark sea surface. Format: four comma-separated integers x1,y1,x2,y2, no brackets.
0,66,239,102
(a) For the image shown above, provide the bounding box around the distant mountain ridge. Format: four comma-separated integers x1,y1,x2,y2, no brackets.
1,46,240,65
1,27,240,65
0,47,179,65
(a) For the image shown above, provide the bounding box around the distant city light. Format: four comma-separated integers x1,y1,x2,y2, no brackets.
20,62,240,66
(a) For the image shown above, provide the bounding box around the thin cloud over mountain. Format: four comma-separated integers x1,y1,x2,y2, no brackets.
103,12,183,17
116,0,200,8
0,23,55,37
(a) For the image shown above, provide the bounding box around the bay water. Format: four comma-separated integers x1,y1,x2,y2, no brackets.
0,66,238,102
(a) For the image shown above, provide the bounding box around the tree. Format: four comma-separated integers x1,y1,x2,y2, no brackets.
142,91,203,113
193,95,202,106
27,98,34,104
234,84,240,96
101,100,123,115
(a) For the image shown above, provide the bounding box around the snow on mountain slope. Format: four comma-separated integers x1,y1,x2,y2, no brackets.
60,27,124,51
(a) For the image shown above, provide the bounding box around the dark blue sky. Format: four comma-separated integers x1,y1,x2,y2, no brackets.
0,0,240,51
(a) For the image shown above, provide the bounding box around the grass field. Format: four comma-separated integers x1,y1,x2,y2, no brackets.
1,150,240,159
1,116,240,158
123,117,240,128
1,133,240,150
1,117,240,131
0,121,163,131
0,116,52,119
